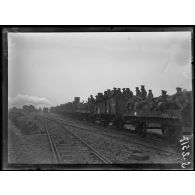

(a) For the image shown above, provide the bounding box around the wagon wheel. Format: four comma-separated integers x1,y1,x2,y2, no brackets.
103,120,109,128
162,125,181,143
141,122,147,137
115,119,124,130
135,123,142,135
135,122,147,137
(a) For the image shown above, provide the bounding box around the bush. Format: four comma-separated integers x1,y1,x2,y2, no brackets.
9,110,41,135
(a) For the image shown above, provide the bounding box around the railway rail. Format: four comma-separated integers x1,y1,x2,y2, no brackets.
44,119,112,164
48,116,182,157
49,114,170,142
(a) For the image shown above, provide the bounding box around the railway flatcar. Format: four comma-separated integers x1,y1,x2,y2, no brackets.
93,86,192,139
50,85,193,140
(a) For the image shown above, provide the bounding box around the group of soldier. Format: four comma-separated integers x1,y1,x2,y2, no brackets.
88,86,155,109
85,85,156,114
88,85,154,103
50,84,191,123
86,86,191,116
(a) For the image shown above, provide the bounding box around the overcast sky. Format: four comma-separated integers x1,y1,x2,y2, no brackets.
8,32,192,108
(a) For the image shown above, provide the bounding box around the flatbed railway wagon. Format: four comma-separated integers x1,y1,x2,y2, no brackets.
93,88,192,139
50,86,192,140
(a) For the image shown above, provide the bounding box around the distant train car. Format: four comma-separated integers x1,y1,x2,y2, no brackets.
23,105,37,112
43,107,49,113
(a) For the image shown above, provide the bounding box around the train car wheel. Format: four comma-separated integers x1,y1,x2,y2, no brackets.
141,122,147,137
135,123,142,135
163,125,181,143
103,120,109,128
115,119,124,130
135,122,147,137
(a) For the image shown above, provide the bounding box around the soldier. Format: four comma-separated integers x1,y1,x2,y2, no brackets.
99,93,104,99
87,96,92,113
88,95,95,104
176,87,182,94
135,87,142,98
122,88,126,96
161,90,167,97
117,88,121,95
104,91,107,98
147,89,153,100
95,94,99,101
126,88,133,99
146,90,154,111
141,85,147,99
112,87,117,95
126,99,134,112
155,90,168,113
107,89,111,97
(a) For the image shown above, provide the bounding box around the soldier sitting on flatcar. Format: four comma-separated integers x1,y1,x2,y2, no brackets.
107,89,112,98
126,99,134,113
155,90,168,113
126,88,133,99
135,87,142,99
176,87,182,94
95,94,99,102
141,85,147,99
161,90,168,98
101,93,104,100
87,95,95,113
117,88,122,95
147,90,153,100
88,95,94,103
112,87,118,96
122,88,126,96
166,88,185,110
103,92,106,98
146,90,154,111
90,95,95,100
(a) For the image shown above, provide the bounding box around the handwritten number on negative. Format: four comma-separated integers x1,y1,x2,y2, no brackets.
182,151,190,160
182,145,190,151
180,136,189,143
181,162,191,168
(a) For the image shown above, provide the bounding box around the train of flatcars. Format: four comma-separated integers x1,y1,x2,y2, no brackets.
50,86,193,140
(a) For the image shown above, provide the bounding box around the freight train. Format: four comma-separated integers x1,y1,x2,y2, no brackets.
50,86,193,140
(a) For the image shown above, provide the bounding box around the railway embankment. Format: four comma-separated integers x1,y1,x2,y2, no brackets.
8,117,55,164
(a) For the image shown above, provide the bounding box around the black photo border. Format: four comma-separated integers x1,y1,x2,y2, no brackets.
1,25,194,171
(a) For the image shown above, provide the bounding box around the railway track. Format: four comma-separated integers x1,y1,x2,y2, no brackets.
44,119,112,164
48,116,181,157
49,114,169,142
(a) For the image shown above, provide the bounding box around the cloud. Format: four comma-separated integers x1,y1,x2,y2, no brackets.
8,94,51,108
